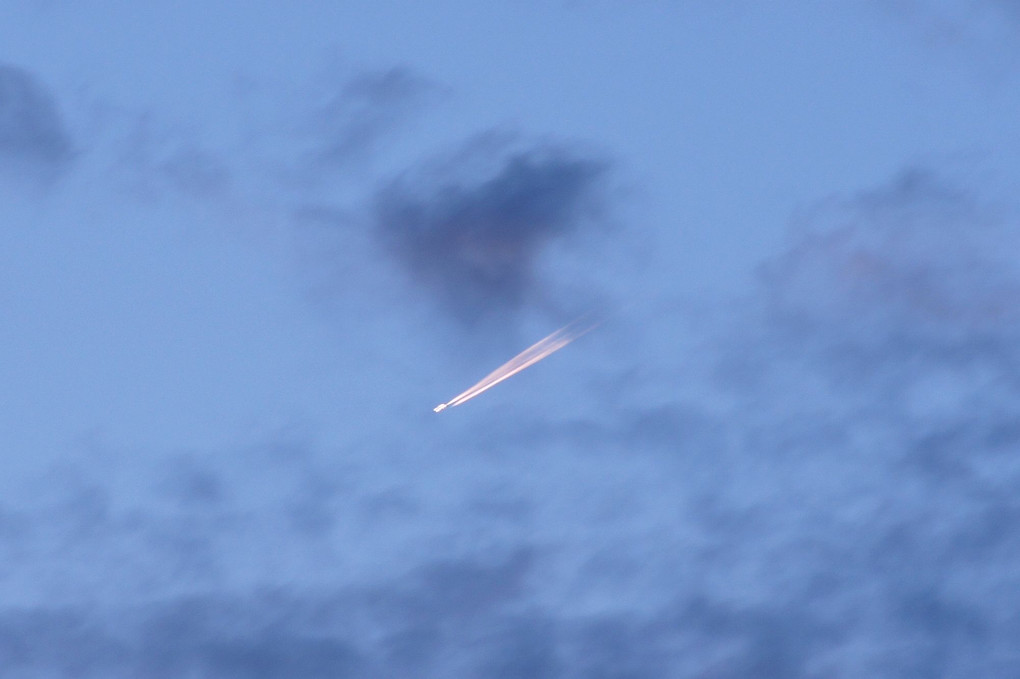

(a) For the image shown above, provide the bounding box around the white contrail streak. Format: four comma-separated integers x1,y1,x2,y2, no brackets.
433,317,598,412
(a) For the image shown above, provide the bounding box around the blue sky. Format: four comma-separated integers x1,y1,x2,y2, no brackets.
3,1,1020,676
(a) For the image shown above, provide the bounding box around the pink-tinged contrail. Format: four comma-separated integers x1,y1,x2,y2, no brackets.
433,317,598,412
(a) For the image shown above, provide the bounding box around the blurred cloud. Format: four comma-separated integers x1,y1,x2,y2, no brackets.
77,64,437,205
0,63,72,181
470,167,1020,676
0,552,839,678
5,3,1020,673
112,114,232,202
373,139,609,322
760,169,1020,349
3,75,1020,667
302,66,442,176
157,146,232,199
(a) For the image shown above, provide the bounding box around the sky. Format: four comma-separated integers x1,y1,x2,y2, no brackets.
3,1,1020,676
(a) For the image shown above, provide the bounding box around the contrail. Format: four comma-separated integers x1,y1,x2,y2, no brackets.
434,317,599,412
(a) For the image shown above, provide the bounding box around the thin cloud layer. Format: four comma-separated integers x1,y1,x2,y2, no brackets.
5,3,1020,673
0,585,832,678
0,64,72,177
117,118,233,201
760,170,1020,348
373,143,608,321
3,73,1020,671
307,66,441,173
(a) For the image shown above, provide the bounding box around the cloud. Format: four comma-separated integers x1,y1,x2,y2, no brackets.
710,169,1020,673
0,64,72,179
7,134,1020,675
0,548,535,678
0,596,365,678
759,169,1020,351
112,114,233,202
0,553,835,678
303,66,442,174
373,140,609,321
468,167,1020,675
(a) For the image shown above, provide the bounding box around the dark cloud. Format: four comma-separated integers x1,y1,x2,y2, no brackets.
0,64,72,178
373,143,609,320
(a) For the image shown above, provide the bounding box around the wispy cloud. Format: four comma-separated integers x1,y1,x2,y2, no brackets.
5,5,1020,671
114,114,232,201
760,169,1020,347
303,66,442,175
